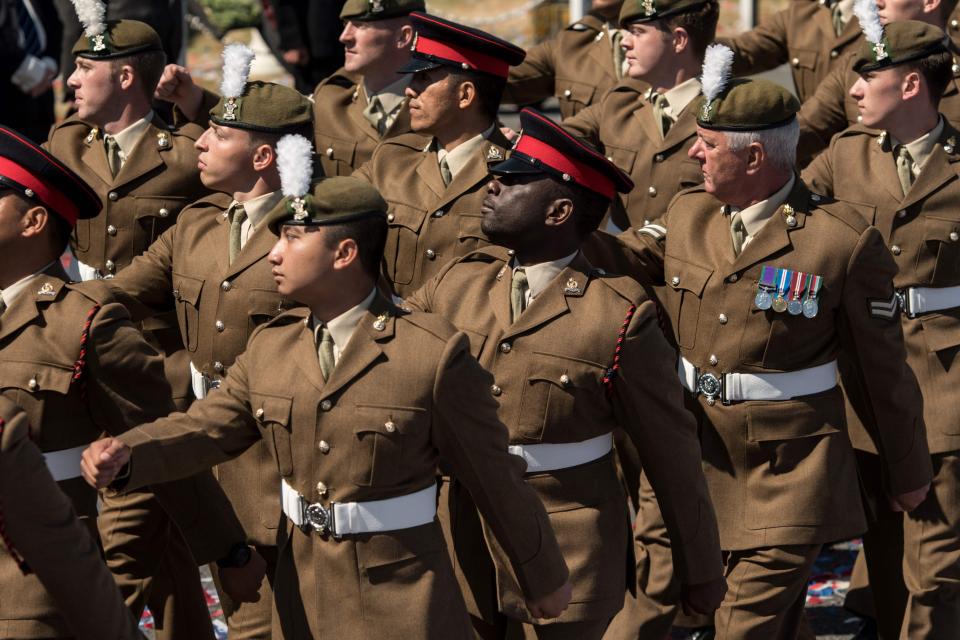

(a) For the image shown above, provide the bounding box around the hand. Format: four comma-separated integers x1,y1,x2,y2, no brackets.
681,575,727,616
889,483,930,512
281,47,309,66
525,581,572,619
500,125,519,142
80,437,131,489
154,64,204,120
218,547,267,603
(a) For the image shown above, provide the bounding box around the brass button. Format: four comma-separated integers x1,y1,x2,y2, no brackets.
951,232,959,242
158,208,169,218
891,244,902,255
316,482,328,497
221,280,232,291
108,191,118,201
491,385,502,396
255,408,264,419
318,440,330,454
647,186,657,196
425,249,436,260
654,153,664,162
897,210,906,218
215,320,225,332
387,213,395,222
785,215,797,228
810,193,821,202
432,210,444,218
214,361,224,373
952,18,959,27
326,147,334,158
28,378,38,391
791,57,800,67
563,89,572,98
105,260,115,272
107,224,117,236
709,355,718,365
173,289,181,300
671,276,680,287
728,274,738,283
320,400,333,411
506,249,516,256
499,342,511,354
718,313,728,324
384,421,396,433
559,374,571,386
706,397,716,406
830,49,838,58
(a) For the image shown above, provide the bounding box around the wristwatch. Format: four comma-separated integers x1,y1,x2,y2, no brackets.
216,542,252,569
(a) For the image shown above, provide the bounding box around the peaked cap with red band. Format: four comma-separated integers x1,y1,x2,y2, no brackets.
493,109,634,200
400,12,525,79
0,126,101,227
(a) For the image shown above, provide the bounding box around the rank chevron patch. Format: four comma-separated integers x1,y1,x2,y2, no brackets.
868,293,901,320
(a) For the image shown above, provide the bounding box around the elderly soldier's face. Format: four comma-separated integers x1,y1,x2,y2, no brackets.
340,18,408,74
689,127,750,202
480,175,555,247
406,68,461,133
622,22,673,80
68,58,122,123
850,68,908,128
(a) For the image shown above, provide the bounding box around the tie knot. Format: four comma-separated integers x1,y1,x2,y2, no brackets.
897,144,912,160
316,323,334,346
229,202,247,223
512,266,528,287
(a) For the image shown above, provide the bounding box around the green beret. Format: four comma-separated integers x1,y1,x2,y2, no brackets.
71,20,163,60
210,81,313,134
619,0,710,26
340,0,424,21
853,21,949,74
267,177,388,233
696,78,800,131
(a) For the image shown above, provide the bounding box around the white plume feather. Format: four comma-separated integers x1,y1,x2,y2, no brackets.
219,43,255,98
70,0,106,36
700,43,734,104
854,0,884,45
277,134,314,200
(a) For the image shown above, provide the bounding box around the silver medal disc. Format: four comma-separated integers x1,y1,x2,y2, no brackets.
802,298,819,318
787,299,803,315
755,290,773,310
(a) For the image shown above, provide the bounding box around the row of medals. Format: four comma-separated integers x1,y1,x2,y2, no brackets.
755,267,821,318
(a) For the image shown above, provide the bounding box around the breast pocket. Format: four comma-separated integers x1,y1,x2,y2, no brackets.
251,392,294,477
663,257,713,349
0,361,76,441
247,288,286,334
921,215,960,286
606,145,638,175
318,138,358,176
172,273,203,352
385,204,429,286
556,79,597,114
516,352,606,442
789,48,820,99
457,212,488,256
351,404,429,488
134,196,185,254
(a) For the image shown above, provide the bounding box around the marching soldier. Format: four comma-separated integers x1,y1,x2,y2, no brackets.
0,396,142,640
81,174,574,639
104,47,314,639
563,0,717,231
353,11,524,299
404,108,726,639
623,48,933,637
0,125,255,638
504,0,626,119
802,20,960,638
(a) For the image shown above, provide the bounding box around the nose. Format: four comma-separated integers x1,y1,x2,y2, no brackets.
67,68,80,89
195,128,211,151
688,139,703,160
268,242,283,265
339,22,355,45
849,78,865,100
487,178,502,195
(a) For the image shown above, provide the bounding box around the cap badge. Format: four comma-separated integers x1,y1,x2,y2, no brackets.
373,312,389,331
642,0,656,16
873,41,888,61
91,33,107,52
370,0,384,12
157,132,171,149
291,197,308,221
564,278,582,295
223,97,239,121
486,146,504,161
37,282,56,296
700,100,714,122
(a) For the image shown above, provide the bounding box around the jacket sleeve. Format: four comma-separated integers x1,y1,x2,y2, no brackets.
107,222,177,322
562,98,604,145
503,36,558,107
717,9,790,77
611,299,723,585
432,334,569,601
800,132,838,196
796,61,854,167
616,213,668,286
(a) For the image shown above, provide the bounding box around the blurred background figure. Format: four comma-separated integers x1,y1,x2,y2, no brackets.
260,0,346,93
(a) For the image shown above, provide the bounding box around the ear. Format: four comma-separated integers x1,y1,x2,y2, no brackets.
333,237,361,270
672,26,690,55
744,141,765,176
397,24,414,49
19,206,49,239
544,198,574,228
901,70,923,101
922,0,942,15
251,142,277,172
117,63,136,91
458,78,479,111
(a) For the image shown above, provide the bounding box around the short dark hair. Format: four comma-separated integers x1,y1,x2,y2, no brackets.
661,0,720,60
449,70,506,121
323,215,388,279
907,50,954,105
546,178,611,238
112,49,167,100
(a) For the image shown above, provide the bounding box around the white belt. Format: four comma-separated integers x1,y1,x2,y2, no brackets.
678,357,838,404
902,285,960,317
508,432,613,473
189,361,221,400
43,445,86,481
77,260,113,281
281,479,436,537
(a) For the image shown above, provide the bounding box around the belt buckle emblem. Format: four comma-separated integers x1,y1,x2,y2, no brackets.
301,500,338,538
696,372,723,405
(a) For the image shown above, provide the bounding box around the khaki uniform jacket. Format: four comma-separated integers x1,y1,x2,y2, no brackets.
563,79,704,229
797,52,960,165
353,130,511,298
406,249,722,623
622,179,932,550
311,68,413,177
0,268,242,637
0,397,142,640
107,193,297,546
117,297,569,639
505,14,622,120
719,0,864,103
804,123,960,455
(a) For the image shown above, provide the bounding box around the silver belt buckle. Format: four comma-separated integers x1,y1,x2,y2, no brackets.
299,498,338,538
202,374,222,393
696,372,725,405
895,290,915,319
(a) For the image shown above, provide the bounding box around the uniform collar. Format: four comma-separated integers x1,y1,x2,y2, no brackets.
105,110,154,160
312,287,377,355
736,174,796,240
229,190,284,229
662,78,702,121
437,123,496,180
512,251,579,299
891,117,945,176
364,76,410,119
1,260,56,309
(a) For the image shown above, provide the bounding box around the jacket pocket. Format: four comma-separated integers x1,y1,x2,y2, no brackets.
317,137,357,176
172,273,203,352
385,204,429,286
921,215,960,286
134,195,185,253
251,392,294,477
516,352,606,442
556,79,597,112
457,212,488,255
789,48,820,99
663,256,712,349
247,288,287,334
351,404,429,487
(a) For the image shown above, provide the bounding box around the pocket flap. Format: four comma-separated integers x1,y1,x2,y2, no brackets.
354,404,427,435
251,393,293,427
172,273,203,306
747,390,844,442
134,195,186,220
557,79,596,105
526,352,605,389
665,258,713,296
388,204,428,233
0,361,75,394
606,145,638,175
923,215,960,243
318,138,357,165
457,213,487,242
791,48,818,70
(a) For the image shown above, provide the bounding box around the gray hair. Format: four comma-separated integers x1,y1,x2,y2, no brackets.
724,119,799,171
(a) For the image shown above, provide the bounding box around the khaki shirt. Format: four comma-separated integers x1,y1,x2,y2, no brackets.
804,122,960,454
118,295,569,637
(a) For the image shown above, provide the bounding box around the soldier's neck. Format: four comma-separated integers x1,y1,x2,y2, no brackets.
645,59,700,95
98,100,152,136
1,249,53,289
364,63,409,96
435,117,495,152
230,172,281,204
306,275,376,324
887,108,940,146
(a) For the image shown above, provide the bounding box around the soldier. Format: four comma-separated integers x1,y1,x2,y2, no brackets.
563,0,717,231
353,12,523,299
0,124,257,638
797,0,960,164
404,108,726,639
623,47,934,638
0,396,142,640
81,174,574,639
802,20,960,639
104,47,314,639
504,0,626,119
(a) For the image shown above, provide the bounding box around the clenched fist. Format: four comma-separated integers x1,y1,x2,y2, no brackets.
80,437,132,489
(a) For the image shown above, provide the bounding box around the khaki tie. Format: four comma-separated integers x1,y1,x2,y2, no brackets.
896,145,914,196
439,155,453,186
362,94,385,135
611,28,625,79
510,267,529,323
228,203,248,264
316,323,336,381
104,135,121,177
730,209,747,256
650,92,671,139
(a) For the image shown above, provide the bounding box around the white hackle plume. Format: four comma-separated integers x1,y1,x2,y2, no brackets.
854,0,884,45
220,43,255,98
70,0,106,36
277,134,314,200
701,44,734,104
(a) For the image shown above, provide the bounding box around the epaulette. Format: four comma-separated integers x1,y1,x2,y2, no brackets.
181,192,234,213
566,14,603,32
609,78,648,95
265,307,309,328
593,269,650,305
401,308,459,343
380,132,435,151
50,114,92,132
812,196,873,235
459,245,511,263
318,67,360,91
65,279,115,306
836,123,879,140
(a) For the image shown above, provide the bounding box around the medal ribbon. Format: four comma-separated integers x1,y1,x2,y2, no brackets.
760,266,777,290
776,268,790,299
806,274,822,302
790,271,806,302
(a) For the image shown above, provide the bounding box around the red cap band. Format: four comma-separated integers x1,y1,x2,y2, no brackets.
0,157,80,226
415,36,510,78
514,134,616,199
